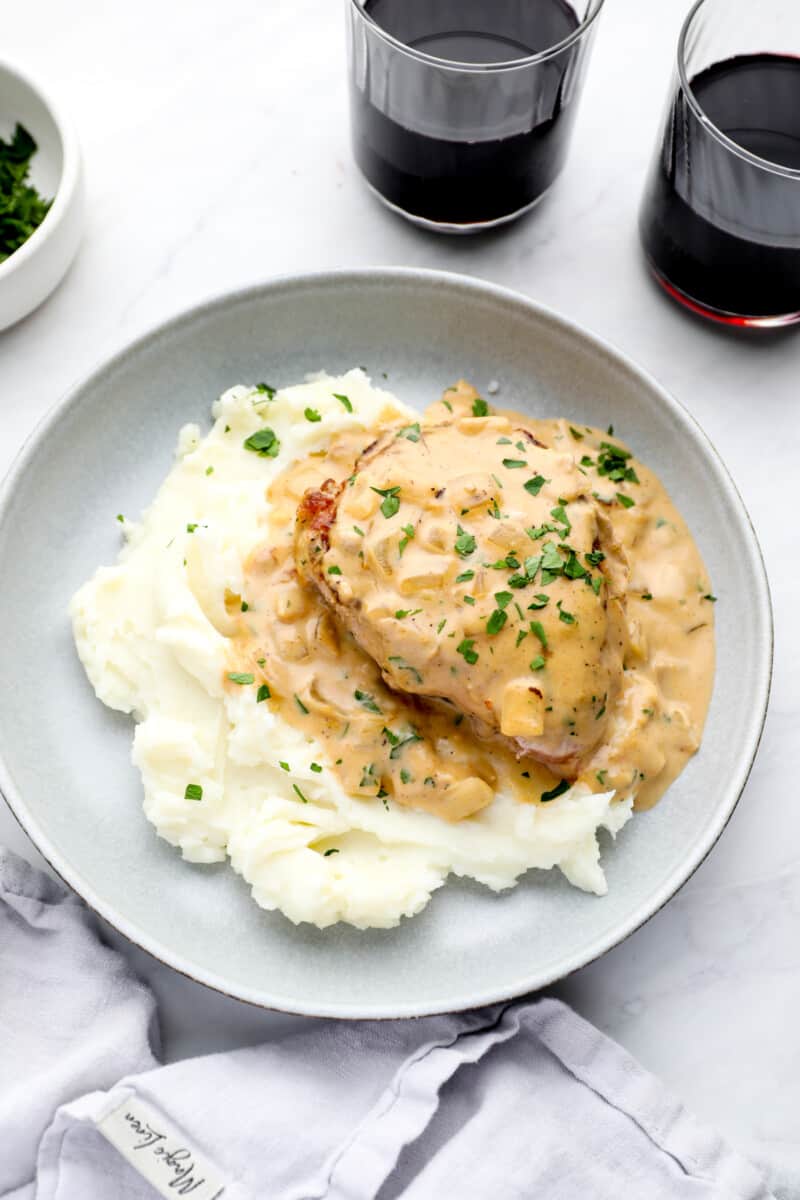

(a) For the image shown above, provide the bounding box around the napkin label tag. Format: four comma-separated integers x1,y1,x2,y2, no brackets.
96,1094,227,1198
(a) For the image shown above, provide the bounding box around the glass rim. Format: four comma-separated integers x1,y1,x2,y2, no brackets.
678,0,800,181
346,0,606,73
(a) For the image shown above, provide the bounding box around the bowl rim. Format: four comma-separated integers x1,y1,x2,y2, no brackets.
0,58,82,283
0,268,774,1018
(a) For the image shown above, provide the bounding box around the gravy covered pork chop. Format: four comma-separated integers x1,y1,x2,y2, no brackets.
296,384,630,779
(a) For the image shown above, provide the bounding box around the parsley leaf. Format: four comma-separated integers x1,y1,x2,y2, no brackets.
486,610,508,635
456,638,479,665
397,422,421,442
256,684,271,702
227,672,254,685
355,689,382,714
184,783,203,801
454,526,477,557
243,428,281,457
370,485,402,518
472,397,489,416
304,407,322,422
334,393,353,413
524,475,547,497
530,621,548,649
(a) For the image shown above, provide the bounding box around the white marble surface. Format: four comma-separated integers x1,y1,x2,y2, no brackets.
2,0,798,1175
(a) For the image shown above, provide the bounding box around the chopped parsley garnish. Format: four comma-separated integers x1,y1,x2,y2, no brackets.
304,407,322,422
596,441,639,484
455,526,477,557
334,393,353,413
528,594,549,610
437,618,447,634
472,397,489,416
596,770,608,786
488,498,501,520
388,656,423,684
516,630,529,648
550,505,571,537
486,609,508,635
397,422,421,442
279,761,290,772
239,600,248,611
206,466,214,476
442,399,453,413
256,684,271,703
586,550,606,566
641,591,653,601
497,436,513,445
327,564,342,575
184,783,203,801
502,458,527,470
0,124,52,263
324,848,339,856
540,541,564,579
227,672,254,685
359,764,376,788
255,382,276,398
353,525,365,537
455,569,475,584
384,727,423,759
243,427,281,457
293,784,309,804
310,762,323,773
495,591,513,610
116,514,125,523
530,621,548,649
370,485,402,518
399,524,415,556
563,551,588,580
186,523,198,533
395,608,422,619
457,638,479,665
703,594,717,603
616,492,635,508
400,769,413,785
557,601,576,625
528,522,558,541
530,655,546,672
355,689,382,714
524,475,547,497
464,595,476,606
569,426,584,440
541,779,570,803
294,694,309,714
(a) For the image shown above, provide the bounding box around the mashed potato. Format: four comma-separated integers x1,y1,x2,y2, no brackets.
71,372,632,929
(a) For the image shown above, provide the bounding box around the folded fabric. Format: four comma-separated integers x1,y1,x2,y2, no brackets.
0,847,786,1200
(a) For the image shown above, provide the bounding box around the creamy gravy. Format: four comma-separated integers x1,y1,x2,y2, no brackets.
230,383,715,820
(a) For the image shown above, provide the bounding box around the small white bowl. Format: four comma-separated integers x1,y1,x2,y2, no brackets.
0,60,84,331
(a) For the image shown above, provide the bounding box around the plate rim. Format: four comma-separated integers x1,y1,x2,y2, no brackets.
0,267,774,1018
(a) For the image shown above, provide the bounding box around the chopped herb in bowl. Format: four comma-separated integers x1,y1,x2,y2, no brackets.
0,124,52,263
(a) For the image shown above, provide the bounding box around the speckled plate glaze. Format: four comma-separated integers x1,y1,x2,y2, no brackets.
0,270,772,1018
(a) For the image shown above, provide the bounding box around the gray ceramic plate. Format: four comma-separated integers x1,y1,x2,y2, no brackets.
0,270,772,1018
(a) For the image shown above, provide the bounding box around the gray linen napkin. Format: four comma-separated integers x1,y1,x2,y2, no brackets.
0,847,788,1200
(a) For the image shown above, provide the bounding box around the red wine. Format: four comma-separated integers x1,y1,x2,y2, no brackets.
640,54,800,322
351,0,583,227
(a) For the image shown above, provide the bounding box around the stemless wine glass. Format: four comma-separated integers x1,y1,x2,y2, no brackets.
640,0,800,328
345,0,605,233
